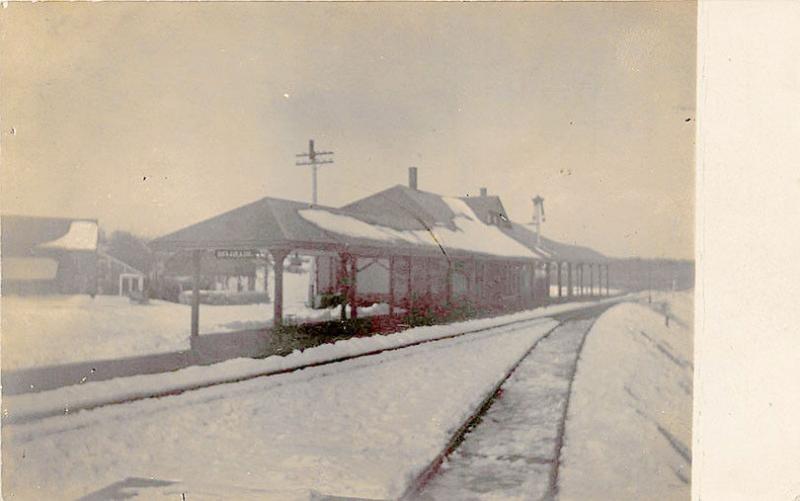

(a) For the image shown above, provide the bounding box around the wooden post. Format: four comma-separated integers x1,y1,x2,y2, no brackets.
583,264,592,297
270,248,290,327
338,253,349,321
349,255,358,319
388,256,396,316
545,262,551,298
557,262,563,298
425,257,432,298
477,260,484,302
588,264,592,296
606,264,611,296
468,258,476,300
406,256,413,309
596,264,601,296
528,263,534,302
263,255,270,301
329,255,335,292
597,265,602,297
578,263,583,297
444,259,453,305
600,265,605,296
567,262,573,298
191,250,201,337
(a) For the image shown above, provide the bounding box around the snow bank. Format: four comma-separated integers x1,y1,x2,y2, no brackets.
559,292,693,500
3,319,559,500
2,272,321,371
3,298,621,423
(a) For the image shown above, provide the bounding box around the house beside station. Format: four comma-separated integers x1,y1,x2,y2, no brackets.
1,215,100,295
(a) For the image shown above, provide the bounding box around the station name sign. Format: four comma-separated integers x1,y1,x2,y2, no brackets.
215,249,264,259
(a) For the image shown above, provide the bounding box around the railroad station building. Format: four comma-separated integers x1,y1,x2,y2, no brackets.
150,168,610,334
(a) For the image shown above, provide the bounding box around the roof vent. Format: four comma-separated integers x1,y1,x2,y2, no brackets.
408,167,418,190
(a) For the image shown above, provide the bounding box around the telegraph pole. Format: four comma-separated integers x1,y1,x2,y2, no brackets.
296,139,334,205
296,139,334,307
531,195,545,246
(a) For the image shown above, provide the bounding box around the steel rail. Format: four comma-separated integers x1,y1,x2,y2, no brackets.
399,305,610,500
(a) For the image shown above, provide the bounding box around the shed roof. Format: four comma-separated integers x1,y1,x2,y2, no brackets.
149,197,343,252
500,222,607,263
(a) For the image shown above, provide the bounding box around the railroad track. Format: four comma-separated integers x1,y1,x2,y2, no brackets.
4,300,619,427
401,308,608,501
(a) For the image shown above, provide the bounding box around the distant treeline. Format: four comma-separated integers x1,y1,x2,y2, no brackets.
608,258,695,292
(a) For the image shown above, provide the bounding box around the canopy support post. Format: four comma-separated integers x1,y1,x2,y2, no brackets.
545,262,551,298
445,259,453,306
270,248,291,327
348,255,358,319
567,262,573,298
557,262,563,298
388,256,396,317
191,250,201,337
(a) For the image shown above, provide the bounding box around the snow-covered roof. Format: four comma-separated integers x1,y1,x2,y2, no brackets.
150,187,605,263
1,215,99,255
37,221,98,251
299,197,540,259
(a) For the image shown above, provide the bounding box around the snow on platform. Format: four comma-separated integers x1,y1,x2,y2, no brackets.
558,291,693,500
418,319,594,501
1,272,360,371
2,319,558,500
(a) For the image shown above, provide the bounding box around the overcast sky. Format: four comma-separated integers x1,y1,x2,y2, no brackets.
1,2,695,259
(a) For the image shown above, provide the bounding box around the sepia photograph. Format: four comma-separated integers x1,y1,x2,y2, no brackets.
1,2,700,499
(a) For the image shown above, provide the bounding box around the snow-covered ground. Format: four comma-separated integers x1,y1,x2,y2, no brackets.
3,300,615,424
558,291,693,500
2,318,558,500
1,271,387,371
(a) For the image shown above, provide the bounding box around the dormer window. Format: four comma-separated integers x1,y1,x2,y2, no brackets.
487,211,512,228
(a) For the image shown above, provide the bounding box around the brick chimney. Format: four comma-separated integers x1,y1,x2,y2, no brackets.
408,167,418,190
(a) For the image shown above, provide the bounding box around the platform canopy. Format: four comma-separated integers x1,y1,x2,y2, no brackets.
149,192,548,262
149,188,608,331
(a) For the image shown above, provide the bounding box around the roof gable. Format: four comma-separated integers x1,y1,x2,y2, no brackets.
342,185,460,231
459,195,509,225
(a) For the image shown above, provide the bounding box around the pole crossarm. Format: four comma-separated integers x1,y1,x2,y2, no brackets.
296,159,334,166
295,139,335,206
295,151,333,157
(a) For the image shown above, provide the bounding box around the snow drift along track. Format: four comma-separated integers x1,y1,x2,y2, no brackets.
4,301,618,426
